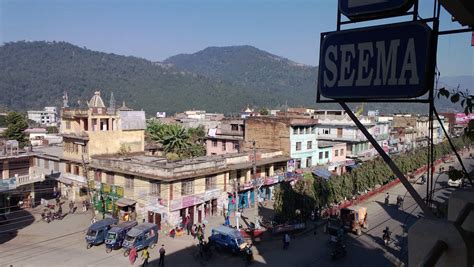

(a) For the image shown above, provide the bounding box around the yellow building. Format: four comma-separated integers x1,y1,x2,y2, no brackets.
59,91,145,200
89,150,289,229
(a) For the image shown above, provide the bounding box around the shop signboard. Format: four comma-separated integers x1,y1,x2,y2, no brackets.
339,0,414,20
0,178,17,192
318,21,433,100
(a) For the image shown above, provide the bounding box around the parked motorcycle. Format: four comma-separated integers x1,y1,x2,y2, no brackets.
52,211,63,220
383,227,391,246
41,210,52,223
244,244,254,265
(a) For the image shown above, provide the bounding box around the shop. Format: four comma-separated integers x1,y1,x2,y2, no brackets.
115,197,137,221
169,188,222,227
92,182,124,218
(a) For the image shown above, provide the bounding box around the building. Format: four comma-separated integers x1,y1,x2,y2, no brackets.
0,142,45,219
206,118,244,156
88,150,289,228
244,116,319,169
315,110,389,160
27,107,58,127
24,128,48,146
58,91,146,201
173,110,224,131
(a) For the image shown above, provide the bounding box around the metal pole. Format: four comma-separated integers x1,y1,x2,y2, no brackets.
234,178,240,230
252,141,260,229
339,102,434,217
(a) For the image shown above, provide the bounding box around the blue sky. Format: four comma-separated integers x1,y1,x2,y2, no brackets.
1,0,472,76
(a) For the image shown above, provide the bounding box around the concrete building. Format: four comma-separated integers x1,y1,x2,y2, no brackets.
27,107,58,127
24,128,48,146
206,118,244,156
89,150,289,228
315,110,389,160
244,117,319,169
58,91,146,201
173,110,224,131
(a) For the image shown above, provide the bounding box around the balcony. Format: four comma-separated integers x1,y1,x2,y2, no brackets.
16,174,45,187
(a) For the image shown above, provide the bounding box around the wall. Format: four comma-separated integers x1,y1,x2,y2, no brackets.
244,118,291,155
206,139,240,156
88,130,144,156
315,146,332,165
331,143,346,163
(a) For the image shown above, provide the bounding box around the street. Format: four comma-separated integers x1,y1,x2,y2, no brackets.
0,155,471,267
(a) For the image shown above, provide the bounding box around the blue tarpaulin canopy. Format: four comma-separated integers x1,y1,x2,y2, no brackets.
312,169,332,180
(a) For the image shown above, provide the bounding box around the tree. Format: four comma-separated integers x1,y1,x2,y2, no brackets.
161,124,191,156
259,107,269,116
4,112,28,147
273,182,296,223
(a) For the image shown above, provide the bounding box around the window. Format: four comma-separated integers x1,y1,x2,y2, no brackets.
340,149,344,155
125,175,134,190
306,157,312,167
325,151,329,159
205,176,217,190
323,129,330,134
319,152,323,159
150,182,160,196
44,160,49,169
233,142,239,150
94,171,102,182
231,124,238,131
311,127,315,134
106,173,114,184
335,150,339,157
307,141,312,150
66,163,71,173
222,141,226,151
305,127,309,134
66,121,71,129
296,142,302,151
293,127,297,135
74,165,80,175
54,162,59,172
181,180,194,196
212,140,218,147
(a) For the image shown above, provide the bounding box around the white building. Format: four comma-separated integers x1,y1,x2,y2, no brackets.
27,107,58,126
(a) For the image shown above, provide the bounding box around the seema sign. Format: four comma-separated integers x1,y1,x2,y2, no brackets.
339,0,414,20
318,21,433,100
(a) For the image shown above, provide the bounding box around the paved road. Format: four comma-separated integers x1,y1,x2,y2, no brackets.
0,155,471,267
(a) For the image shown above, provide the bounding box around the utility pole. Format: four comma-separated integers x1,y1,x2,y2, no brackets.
233,178,240,230
252,140,261,229
82,154,100,221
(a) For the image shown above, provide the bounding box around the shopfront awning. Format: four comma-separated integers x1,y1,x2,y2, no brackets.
116,198,136,207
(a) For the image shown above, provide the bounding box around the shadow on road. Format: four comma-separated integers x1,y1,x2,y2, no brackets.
0,208,36,245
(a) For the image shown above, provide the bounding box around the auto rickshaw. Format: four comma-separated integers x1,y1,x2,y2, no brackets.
104,221,138,253
122,223,158,256
85,218,118,249
208,225,250,255
340,206,368,235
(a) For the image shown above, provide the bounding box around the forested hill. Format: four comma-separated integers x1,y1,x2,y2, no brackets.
0,41,468,115
0,41,281,115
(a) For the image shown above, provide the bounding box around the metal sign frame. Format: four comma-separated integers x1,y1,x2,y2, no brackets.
339,0,415,21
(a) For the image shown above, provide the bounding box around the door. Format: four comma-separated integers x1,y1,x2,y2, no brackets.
337,128,343,138
198,209,202,223
148,211,153,223
212,199,218,216
154,213,161,230
189,206,195,225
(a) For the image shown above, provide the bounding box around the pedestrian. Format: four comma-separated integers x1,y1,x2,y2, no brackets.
129,246,137,266
186,218,192,236
82,200,87,213
191,224,196,239
224,216,230,226
69,200,74,214
141,247,150,266
159,244,166,267
202,224,206,237
283,233,290,250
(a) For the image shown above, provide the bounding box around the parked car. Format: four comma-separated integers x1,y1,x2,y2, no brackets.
208,225,249,254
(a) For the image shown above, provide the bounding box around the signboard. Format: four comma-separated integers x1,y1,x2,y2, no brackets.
318,21,433,100
0,178,17,192
455,113,474,124
339,0,414,20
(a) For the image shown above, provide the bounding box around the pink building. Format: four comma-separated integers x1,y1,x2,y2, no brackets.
327,142,347,175
206,118,244,156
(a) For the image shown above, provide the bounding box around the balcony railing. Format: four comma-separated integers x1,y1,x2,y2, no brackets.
16,174,45,186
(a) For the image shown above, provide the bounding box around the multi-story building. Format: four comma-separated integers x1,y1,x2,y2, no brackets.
244,116,319,169
206,118,244,156
315,110,389,160
89,150,289,228
58,91,146,200
27,107,58,127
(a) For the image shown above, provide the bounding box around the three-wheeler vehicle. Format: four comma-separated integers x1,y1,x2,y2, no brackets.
85,218,118,249
208,225,250,255
104,221,138,253
122,223,158,256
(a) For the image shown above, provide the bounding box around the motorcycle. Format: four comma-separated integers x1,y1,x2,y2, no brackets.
244,244,254,265
41,210,52,223
383,230,391,246
330,241,347,260
52,211,63,220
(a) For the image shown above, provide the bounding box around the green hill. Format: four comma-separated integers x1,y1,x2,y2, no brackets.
0,41,281,115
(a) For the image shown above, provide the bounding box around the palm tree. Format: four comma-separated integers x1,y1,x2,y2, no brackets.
162,124,191,155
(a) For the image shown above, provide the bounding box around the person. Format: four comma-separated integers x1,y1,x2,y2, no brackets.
91,216,97,225
397,195,403,208
191,224,197,239
186,218,193,236
58,205,62,215
385,192,390,205
170,228,176,238
159,244,166,267
202,224,206,237
69,200,74,214
224,216,230,226
383,226,391,245
129,246,137,266
283,233,290,250
141,247,150,266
